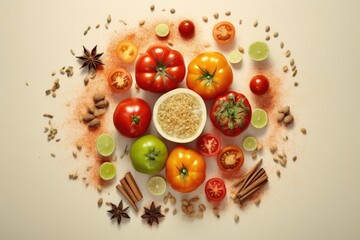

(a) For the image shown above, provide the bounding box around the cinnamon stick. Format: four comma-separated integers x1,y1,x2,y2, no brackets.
233,159,263,187
116,184,139,212
120,178,138,204
239,181,267,203
125,172,143,201
241,168,265,192
238,172,268,198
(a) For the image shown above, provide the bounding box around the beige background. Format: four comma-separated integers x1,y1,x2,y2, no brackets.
1,0,360,239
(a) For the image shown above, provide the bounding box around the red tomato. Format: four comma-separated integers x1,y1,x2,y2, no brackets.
210,91,252,137
212,21,235,44
135,45,186,93
196,133,221,157
250,75,270,95
178,20,195,38
107,68,132,93
217,146,244,174
205,178,227,202
113,98,151,138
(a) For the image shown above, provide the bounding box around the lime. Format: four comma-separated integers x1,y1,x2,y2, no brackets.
248,41,269,61
99,162,116,181
147,176,167,196
228,50,242,64
96,133,115,157
243,136,258,151
251,108,268,129
156,23,170,37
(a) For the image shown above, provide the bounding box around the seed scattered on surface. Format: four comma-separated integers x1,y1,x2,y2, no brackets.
202,16,208,23
213,12,219,19
300,128,307,134
96,24,100,29
107,15,111,24
87,105,96,114
283,65,288,73
150,4,155,11
276,170,281,177
225,10,231,16
43,114,53,119
55,139,60,142
84,77,89,86
276,112,285,122
285,50,291,58
88,118,100,128
51,71,56,76
283,115,294,125
290,59,295,66
293,156,298,161
89,72,96,79
170,8,176,14
105,24,108,29
94,109,106,117
239,19,242,25
273,32,279,38
170,196,176,205
167,41,173,47
253,20,258,27
70,49,75,56
50,153,56,158
255,199,261,206
172,209,177,215
265,26,270,32
270,144,278,154
234,214,240,222
204,42,211,48
60,67,66,75
139,20,145,26
257,142,263,151
281,106,290,114
280,42,284,49
93,93,105,103
265,35,270,41
95,100,109,109
238,45,244,53
292,69,298,77
291,65,297,72
251,152,257,160
119,20,127,25
199,203,206,212
97,198,103,207
97,185,103,192
294,82,299,87
65,66,74,77
164,207,169,213
273,157,279,163
279,157,287,167
76,143,83,151
82,113,95,122
72,152,77,159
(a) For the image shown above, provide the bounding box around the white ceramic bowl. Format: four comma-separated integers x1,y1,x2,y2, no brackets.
153,88,207,143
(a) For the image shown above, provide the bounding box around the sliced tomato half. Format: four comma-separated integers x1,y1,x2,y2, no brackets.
196,133,221,157
212,21,235,44
217,146,244,174
205,178,227,202
116,41,138,63
108,68,133,93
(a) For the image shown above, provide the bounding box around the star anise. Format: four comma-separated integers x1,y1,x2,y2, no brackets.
107,200,130,224
76,45,104,71
141,201,165,226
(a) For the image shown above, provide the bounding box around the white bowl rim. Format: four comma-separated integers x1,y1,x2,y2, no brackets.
152,88,207,143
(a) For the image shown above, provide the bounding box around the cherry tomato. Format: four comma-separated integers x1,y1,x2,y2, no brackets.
217,146,244,174
205,178,227,202
116,41,139,63
212,21,235,44
113,98,151,138
249,74,270,95
196,133,221,157
178,20,195,38
107,68,132,93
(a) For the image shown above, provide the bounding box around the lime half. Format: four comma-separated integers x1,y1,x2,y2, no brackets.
243,136,258,151
251,108,268,129
96,134,115,157
156,23,170,37
228,50,243,64
147,176,167,196
99,162,116,181
248,41,269,61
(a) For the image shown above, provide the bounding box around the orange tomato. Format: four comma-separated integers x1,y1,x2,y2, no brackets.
186,52,233,99
212,21,235,44
165,146,206,193
116,41,138,63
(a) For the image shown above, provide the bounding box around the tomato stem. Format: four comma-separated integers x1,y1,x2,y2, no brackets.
145,147,161,161
196,66,219,90
131,115,141,125
176,163,188,181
